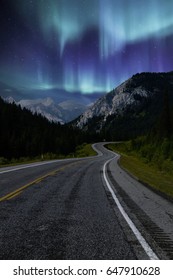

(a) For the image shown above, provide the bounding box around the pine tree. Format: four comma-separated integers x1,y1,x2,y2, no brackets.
157,90,171,139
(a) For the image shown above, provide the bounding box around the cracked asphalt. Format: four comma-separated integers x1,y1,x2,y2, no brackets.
0,143,172,259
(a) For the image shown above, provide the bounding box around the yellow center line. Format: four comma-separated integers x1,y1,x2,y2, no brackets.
0,161,82,202
7,191,23,200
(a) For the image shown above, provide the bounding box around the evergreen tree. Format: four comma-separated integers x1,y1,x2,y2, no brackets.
157,90,172,139
0,96,97,160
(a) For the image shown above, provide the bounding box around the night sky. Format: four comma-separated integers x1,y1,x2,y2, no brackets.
1,0,173,102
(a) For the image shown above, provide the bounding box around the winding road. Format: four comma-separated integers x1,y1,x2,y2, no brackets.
0,143,173,260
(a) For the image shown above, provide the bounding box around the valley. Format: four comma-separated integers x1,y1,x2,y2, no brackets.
1,71,173,260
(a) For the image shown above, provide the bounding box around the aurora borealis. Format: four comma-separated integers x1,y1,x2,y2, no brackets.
1,0,173,102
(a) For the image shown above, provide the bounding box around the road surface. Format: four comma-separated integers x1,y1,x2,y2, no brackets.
0,143,172,259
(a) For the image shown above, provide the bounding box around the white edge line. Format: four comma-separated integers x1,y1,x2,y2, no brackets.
103,154,159,260
0,159,73,174
0,144,102,174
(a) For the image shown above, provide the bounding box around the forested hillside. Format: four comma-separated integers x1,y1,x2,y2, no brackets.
106,90,173,198
0,97,97,161
114,90,173,172
130,91,173,168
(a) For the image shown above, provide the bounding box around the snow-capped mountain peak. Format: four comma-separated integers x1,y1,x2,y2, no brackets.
3,97,87,124
4,96,16,104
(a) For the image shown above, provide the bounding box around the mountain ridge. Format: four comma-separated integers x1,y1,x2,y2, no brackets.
75,71,173,139
4,96,87,124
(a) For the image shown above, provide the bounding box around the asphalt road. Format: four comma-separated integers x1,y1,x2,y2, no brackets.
0,143,172,260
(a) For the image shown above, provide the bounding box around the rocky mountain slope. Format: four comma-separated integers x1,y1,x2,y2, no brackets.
75,71,173,139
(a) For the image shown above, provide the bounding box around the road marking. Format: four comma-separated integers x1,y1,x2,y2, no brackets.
0,159,74,174
0,171,55,202
0,146,100,175
103,154,159,260
7,191,23,200
0,161,81,202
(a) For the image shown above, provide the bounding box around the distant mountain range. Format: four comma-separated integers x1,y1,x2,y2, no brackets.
3,71,173,139
0,78,103,124
75,71,173,139
4,97,87,124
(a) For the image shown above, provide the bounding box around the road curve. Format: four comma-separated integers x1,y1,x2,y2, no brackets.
0,143,172,259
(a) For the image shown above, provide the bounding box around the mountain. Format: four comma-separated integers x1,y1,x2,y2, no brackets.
75,71,173,139
4,97,87,124
0,80,103,123
58,100,88,122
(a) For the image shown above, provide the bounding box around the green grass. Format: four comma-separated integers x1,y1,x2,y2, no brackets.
74,143,97,157
0,156,62,168
0,157,42,168
107,143,173,199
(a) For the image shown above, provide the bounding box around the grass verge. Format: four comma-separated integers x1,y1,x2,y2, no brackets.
106,143,173,200
74,143,97,157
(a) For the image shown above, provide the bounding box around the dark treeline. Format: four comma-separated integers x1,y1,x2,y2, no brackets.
129,90,173,170
0,97,99,160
